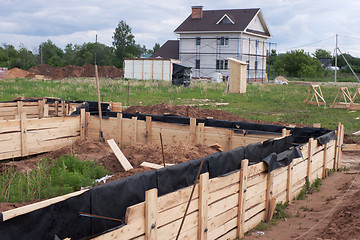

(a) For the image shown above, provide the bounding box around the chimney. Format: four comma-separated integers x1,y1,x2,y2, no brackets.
191,6,203,19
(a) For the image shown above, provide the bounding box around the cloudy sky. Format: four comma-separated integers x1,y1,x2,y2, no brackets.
1,0,360,56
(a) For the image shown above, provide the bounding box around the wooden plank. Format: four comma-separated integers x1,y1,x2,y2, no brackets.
80,108,85,139
0,119,20,133
20,113,27,156
244,210,266,233
225,129,233,151
85,112,90,138
208,208,237,239
208,193,238,220
190,118,196,144
265,170,274,222
208,171,239,193
116,113,123,145
146,116,152,144
248,162,267,178
107,139,133,171
2,189,89,221
287,162,294,202
237,159,248,238
27,136,80,155
343,144,360,151
140,162,164,169
307,138,314,182
198,172,208,240
198,122,205,145
145,189,158,240
131,116,137,144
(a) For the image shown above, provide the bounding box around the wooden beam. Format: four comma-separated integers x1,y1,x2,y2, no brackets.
225,129,233,151
190,118,196,144
337,124,344,168
107,139,133,171
198,172,209,240
146,116,152,144
145,188,158,240
286,162,293,202
131,116,137,144
85,112,90,138
237,159,248,238
322,143,328,178
334,123,341,169
20,113,27,157
307,138,314,182
80,108,86,139
198,123,205,145
265,169,275,222
117,113,123,146
342,144,360,151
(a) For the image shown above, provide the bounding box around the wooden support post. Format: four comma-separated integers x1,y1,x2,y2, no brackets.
38,99,45,118
225,129,233,151
55,101,59,116
61,101,65,116
198,123,205,145
265,169,275,222
44,104,49,118
322,143,328,178
286,162,293,202
190,118,196,144
307,138,314,182
85,112,90,138
281,128,287,137
20,113,27,157
334,123,341,170
198,172,209,240
16,101,23,119
145,188,158,240
237,159,248,238
131,116,137,144
116,113,123,146
80,108,86,139
337,124,344,169
146,116,152,144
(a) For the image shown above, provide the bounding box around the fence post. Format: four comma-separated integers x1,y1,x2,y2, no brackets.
20,113,27,157
190,118,196,144
146,116,152,144
198,172,209,240
16,101,23,118
307,138,314,182
333,123,341,169
237,159,248,238
145,188,158,240
117,113,123,145
286,162,293,202
322,143,328,178
336,124,344,169
55,101,59,116
198,123,205,145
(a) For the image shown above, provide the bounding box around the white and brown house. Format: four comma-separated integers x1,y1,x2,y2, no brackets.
152,6,273,82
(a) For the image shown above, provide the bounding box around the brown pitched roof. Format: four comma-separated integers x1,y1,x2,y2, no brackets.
150,40,179,59
174,8,263,33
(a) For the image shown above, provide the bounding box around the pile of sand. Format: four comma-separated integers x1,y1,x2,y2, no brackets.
4,68,31,79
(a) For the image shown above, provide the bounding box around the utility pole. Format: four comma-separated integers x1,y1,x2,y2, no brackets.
334,34,338,82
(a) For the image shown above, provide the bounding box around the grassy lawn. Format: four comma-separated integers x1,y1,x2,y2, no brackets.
0,78,359,138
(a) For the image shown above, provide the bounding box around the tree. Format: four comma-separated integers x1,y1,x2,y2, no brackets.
275,49,324,77
313,49,332,59
112,20,141,67
39,40,64,67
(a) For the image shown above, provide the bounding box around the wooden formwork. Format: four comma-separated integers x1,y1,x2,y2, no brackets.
87,114,283,151
0,100,83,120
93,133,341,240
0,109,86,161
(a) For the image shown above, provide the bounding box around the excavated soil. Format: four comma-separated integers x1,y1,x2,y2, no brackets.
4,64,123,80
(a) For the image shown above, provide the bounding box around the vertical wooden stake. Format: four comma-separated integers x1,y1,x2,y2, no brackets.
55,101,59,116
39,99,45,118
44,104,49,118
334,122,343,169
198,172,209,240
145,188,158,240
61,101,65,116
237,159,248,238
281,128,287,137
131,116,137,144
307,138,314,182
198,123,205,145
337,124,344,169
286,162,293,202
20,113,27,157
116,113,123,146
85,112,90,138
322,143,328,178
146,116,152,144
16,101,23,119
190,118,196,144
80,108,86,139
226,129,233,151
266,169,275,222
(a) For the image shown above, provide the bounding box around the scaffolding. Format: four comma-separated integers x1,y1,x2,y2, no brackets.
178,36,276,82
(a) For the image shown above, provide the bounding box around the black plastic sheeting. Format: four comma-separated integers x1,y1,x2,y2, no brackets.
0,113,337,240
172,63,191,87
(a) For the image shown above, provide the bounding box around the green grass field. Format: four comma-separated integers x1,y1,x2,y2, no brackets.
1,78,359,138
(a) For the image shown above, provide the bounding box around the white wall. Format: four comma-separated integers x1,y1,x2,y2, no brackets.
124,59,173,81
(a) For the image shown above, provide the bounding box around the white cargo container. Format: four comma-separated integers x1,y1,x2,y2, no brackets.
124,59,180,81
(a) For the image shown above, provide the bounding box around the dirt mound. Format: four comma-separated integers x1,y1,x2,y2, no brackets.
123,103,311,127
26,64,124,80
4,68,31,79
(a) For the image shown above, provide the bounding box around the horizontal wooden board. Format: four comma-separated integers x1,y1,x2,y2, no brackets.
244,210,266,233
208,193,238,219
248,162,267,178
208,207,237,238
0,119,20,133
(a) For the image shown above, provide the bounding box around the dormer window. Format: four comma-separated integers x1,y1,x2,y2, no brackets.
216,14,235,25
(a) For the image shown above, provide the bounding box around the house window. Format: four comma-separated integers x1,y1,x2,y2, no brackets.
217,37,229,46
196,37,201,46
196,59,200,69
216,60,229,70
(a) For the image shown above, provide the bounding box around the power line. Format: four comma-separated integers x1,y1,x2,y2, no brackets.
339,35,360,41
278,35,336,52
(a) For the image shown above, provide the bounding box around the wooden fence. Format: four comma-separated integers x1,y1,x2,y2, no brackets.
0,100,83,120
0,111,85,161
94,126,343,240
87,114,286,151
